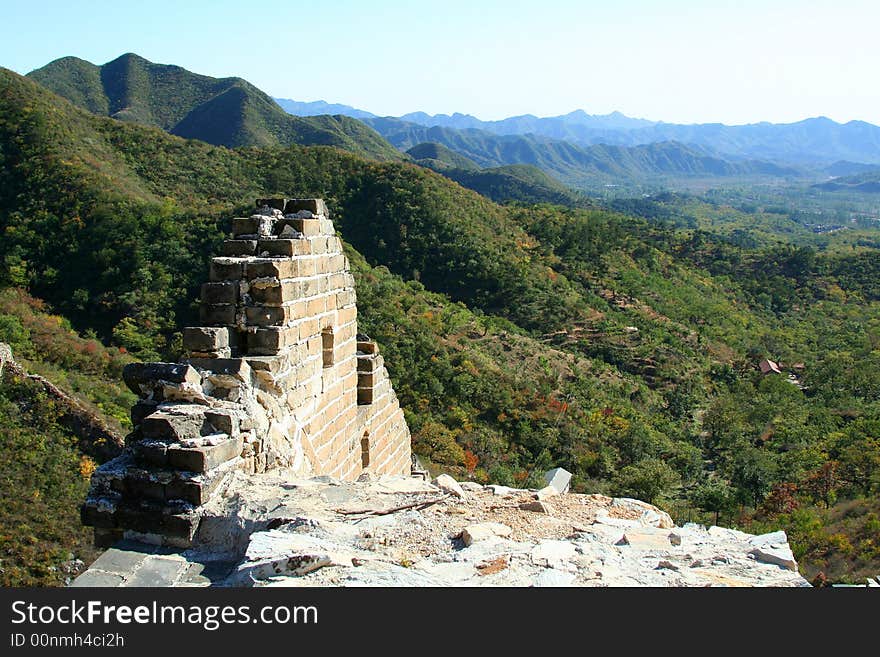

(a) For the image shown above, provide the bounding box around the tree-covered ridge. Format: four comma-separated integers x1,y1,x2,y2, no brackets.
25,55,401,160
406,142,587,205
436,164,589,207
406,142,480,170
1,65,879,584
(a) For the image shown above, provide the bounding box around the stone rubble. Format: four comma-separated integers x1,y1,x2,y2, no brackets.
73,471,810,587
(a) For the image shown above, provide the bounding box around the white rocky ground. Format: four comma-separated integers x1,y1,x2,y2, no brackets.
74,470,810,587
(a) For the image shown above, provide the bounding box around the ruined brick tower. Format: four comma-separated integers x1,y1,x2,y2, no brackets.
82,199,411,547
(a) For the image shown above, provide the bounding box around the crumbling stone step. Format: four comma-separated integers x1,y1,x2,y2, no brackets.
167,435,243,473
81,497,200,544
123,363,201,396
221,240,257,257
113,464,233,506
141,405,212,442
183,327,230,353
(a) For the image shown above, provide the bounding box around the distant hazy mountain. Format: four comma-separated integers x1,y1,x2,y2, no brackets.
274,98,376,119
399,109,657,140
398,112,880,166
367,118,799,188
823,160,880,178
275,97,880,168
814,170,880,193
612,118,880,166
27,54,401,160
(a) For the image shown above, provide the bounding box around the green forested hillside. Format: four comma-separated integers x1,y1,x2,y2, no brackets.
2,66,879,585
26,54,401,160
0,288,134,585
406,142,585,205
406,142,480,170
438,164,588,206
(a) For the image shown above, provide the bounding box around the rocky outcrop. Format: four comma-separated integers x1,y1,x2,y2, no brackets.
72,471,810,587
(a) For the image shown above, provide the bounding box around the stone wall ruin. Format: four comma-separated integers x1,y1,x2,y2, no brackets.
81,199,411,547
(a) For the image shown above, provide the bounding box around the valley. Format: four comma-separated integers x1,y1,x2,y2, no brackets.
1,54,879,587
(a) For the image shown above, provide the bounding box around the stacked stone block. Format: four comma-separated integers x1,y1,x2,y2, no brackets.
82,199,411,547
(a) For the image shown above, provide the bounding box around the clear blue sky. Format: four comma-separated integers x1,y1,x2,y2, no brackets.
1,0,877,125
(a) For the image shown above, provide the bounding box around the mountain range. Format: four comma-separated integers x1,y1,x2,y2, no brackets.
280,100,880,169
27,54,400,161
22,53,880,197
366,118,799,189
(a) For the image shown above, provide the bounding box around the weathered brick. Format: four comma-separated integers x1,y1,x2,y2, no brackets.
167,437,243,473
133,440,169,467
166,469,227,505
285,198,328,216
199,303,235,326
141,410,209,442
201,281,239,305
306,296,326,316
183,326,229,352
358,370,379,388
81,498,117,529
122,363,201,396
296,317,320,340
337,306,357,325
204,409,240,436
210,258,245,282
257,239,306,257
245,259,296,280
232,216,261,236
131,401,159,426
245,306,289,327
289,218,321,236
357,339,377,354
247,327,293,355
251,281,303,305
297,258,317,277
221,240,257,257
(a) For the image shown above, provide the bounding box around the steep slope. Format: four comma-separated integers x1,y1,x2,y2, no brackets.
27,54,400,160
0,288,134,586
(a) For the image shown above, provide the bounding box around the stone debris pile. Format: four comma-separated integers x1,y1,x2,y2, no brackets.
74,471,810,587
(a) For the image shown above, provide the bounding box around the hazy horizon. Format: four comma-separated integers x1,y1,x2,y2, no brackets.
272,96,872,128
2,0,877,126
